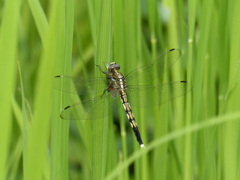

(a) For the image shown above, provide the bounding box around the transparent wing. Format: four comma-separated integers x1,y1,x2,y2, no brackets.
60,92,117,120
127,81,192,108
54,75,107,96
126,49,181,83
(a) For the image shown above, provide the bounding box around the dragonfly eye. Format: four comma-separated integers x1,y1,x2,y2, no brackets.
115,64,120,70
108,62,120,70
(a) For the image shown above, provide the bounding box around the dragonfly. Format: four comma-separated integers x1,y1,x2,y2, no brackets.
54,48,192,148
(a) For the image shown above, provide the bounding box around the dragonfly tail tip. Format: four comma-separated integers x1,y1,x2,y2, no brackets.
140,144,145,149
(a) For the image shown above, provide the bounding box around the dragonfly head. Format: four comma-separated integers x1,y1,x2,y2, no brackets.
108,62,120,71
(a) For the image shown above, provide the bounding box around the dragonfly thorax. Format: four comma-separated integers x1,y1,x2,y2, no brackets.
105,62,127,95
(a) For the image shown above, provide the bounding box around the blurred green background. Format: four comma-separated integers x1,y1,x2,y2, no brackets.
0,0,240,180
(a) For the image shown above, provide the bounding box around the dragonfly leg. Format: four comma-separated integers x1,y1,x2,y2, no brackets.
100,88,109,97
96,64,109,75
101,85,118,98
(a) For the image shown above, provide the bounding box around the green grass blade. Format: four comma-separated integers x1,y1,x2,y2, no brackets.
221,0,240,179
24,0,68,179
50,1,74,180
27,0,48,42
92,1,112,179
184,0,197,180
0,0,21,179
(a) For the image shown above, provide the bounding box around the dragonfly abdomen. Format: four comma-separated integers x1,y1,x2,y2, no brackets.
119,92,145,148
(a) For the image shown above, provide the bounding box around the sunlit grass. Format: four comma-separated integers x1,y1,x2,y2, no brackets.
1,0,240,180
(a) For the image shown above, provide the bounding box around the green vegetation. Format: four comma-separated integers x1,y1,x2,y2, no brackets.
0,0,240,180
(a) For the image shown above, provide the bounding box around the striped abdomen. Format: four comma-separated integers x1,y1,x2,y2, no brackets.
119,91,144,148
